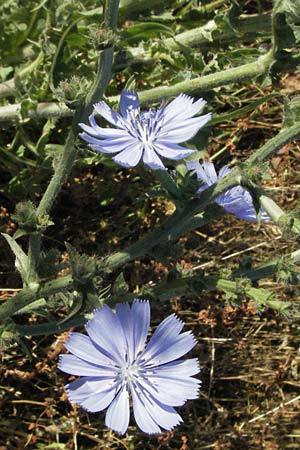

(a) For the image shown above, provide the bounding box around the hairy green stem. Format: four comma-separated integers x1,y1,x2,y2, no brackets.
36,0,120,218
0,52,44,99
118,0,174,19
0,275,73,321
0,102,72,122
27,233,41,285
112,51,275,105
248,122,300,165
124,12,271,62
28,0,120,281
106,172,242,270
154,170,182,200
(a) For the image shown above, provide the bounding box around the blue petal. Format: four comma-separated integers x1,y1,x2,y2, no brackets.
79,116,128,139
64,332,115,366
132,387,182,432
163,94,207,124
115,303,135,363
116,300,150,363
159,114,211,143
131,387,162,434
143,331,197,366
131,300,151,356
105,387,130,435
66,377,117,412
144,376,200,405
134,374,198,407
86,306,126,365
112,143,143,168
94,101,122,126
142,314,184,360
80,133,135,154
152,358,200,377
120,90,140,118
218,165,231,178
58,354,117,376
143,144,166,170
154,141,196,160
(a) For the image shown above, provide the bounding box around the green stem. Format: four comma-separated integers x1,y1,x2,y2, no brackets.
27,233,41,284
106,173,241,270
0,275,73,321
258,192,300,238
111,51,275,105
36,130,76,216
118,0,173,19
0,52,44,99
196,0,229,14
154,170,182,201
29,0,120,279
36,0,120,218
0,102,72,122
248,122,300,165
118,13,271,66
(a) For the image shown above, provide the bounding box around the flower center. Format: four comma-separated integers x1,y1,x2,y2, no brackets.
125,108,163,146
120,361,140,384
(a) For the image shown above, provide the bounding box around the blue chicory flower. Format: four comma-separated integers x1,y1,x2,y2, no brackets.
59,300,200,435
187,160,270,222
79,90,211,170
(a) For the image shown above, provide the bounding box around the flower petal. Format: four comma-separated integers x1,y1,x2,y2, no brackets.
134,373,198,407
86,305,126,365
58,354,117,377
132,387,182,431
153,358,200,377
144,376,200,405
112,143,143,168
163,94,207,123
79,116,129,139
144,331,197,366
64,332,115,367
105,387,130,435
142,314,184,360
142,144,166,170
120,90,140,118
131,387,162,434
94,101,122,126
80,133,135,154
159,113,212,143
154,141,196,160
65,377,117,404
131,300,151,356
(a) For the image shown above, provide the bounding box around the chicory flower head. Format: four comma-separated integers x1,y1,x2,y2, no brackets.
79,90,211,170
187,160,270,222
59,300,200,435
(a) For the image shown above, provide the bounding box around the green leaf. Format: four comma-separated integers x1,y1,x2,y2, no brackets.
121,22,173,44
2,233,29,285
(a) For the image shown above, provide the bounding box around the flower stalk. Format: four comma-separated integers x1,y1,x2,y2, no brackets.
25,0,120,282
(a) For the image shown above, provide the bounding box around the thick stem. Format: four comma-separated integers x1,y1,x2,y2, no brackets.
111,52,274,105
0,275,73,321
27,233,41,285
29,0,120,278
248,122,300,164
106,173,241,270
0,51,274,123
125,12,271,60
36,130,76,216
154,170,182,200
0,52,44,99
0,102,72,122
